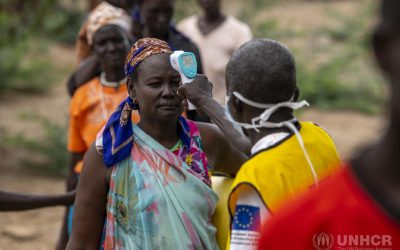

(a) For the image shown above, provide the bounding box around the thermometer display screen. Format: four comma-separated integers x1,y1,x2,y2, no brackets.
182,55,194,67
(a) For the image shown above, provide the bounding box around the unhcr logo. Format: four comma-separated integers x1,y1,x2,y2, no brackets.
313,232,334,250
312,233,393,250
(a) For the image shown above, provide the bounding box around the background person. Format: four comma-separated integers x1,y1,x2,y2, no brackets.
258,0,400,248
74,0,133,66
66,38,245,250
67,0,133,96
136,0,203,74
178,0,252,105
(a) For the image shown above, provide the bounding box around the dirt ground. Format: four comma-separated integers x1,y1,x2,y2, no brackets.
0,1,385,249
0,44,71,250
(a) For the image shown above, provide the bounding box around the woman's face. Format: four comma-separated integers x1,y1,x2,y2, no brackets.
92,25,130,72
140,0,174,38
128,53,183,122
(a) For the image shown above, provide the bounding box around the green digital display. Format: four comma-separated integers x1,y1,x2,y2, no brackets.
182,55,194,67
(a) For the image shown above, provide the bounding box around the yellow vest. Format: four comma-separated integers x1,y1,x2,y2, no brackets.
227,122,341,249
212,176,234,250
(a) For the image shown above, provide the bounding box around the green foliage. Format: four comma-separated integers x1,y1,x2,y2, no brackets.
0,0,82,93
297,0,383,113
175,0,383,113
0,0,83,44
239,0,277,25
296,53,384,114
3,114,68,176
252,0,384,113
39,4,84,44
0,39,57,93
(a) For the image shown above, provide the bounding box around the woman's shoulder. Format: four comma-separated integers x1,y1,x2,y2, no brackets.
177,15,198,31
225,16,252,36
193,121,224,148
79,142,107,178
226,16,250,28
70,77,101,112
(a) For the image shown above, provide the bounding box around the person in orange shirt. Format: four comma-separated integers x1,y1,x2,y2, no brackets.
57,11,140,250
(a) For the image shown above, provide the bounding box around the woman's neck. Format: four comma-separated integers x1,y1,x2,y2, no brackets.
203,7,225,23
138,117,179,149
198,9,226,36
103,68,126,82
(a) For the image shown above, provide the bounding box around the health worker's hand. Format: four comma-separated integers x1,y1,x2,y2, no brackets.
177,74,213,107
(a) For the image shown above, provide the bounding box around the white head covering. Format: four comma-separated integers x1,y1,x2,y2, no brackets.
86,1,132,45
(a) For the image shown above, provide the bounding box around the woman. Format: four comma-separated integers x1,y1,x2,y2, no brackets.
68,0,132,96
74,0,133,66
66,38,245,249
59,14,140,250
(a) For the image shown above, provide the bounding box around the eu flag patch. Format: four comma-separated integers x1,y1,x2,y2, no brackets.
232,205,261,231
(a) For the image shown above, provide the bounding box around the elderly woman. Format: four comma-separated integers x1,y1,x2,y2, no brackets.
66,38,245,250
75,0,134,65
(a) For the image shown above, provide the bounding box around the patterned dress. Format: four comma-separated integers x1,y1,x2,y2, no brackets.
97,117,219,250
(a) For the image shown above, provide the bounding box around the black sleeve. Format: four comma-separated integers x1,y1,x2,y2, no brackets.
66,56,101,96
67,74,78,97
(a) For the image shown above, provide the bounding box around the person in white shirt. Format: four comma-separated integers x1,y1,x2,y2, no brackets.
177,0,252,105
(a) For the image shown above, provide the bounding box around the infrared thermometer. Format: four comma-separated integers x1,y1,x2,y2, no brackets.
170,50,197,110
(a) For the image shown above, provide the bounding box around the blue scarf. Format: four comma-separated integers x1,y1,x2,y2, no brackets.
101,97,190,167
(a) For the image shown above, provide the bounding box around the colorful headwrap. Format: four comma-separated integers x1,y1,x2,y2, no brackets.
125,38,174,76
101,38,174,167
86,1,132,45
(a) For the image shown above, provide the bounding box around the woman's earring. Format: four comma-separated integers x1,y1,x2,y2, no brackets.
132,97,139,110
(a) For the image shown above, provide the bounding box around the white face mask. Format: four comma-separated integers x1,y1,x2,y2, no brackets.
225,91,319,186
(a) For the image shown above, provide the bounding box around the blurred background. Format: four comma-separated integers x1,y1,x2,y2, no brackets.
0,0,386,249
